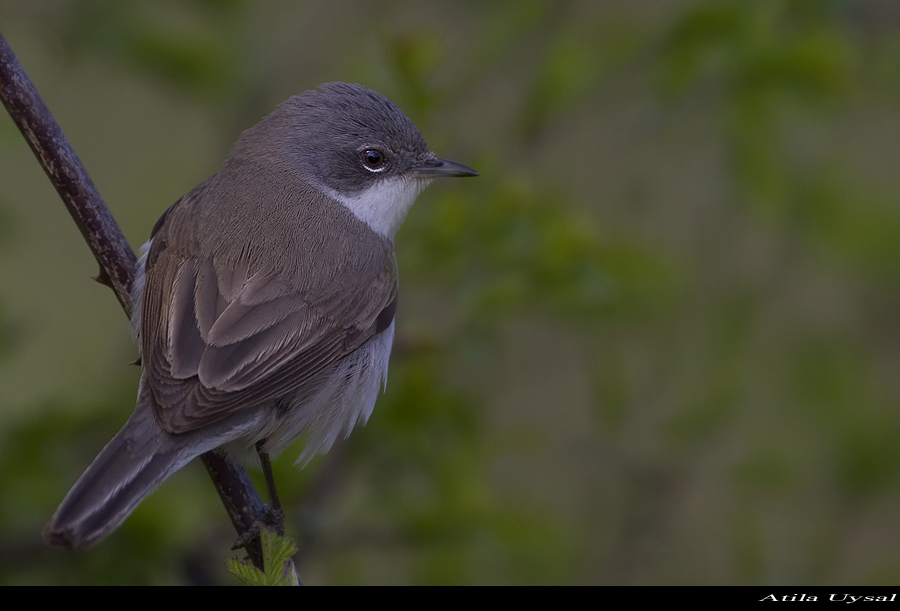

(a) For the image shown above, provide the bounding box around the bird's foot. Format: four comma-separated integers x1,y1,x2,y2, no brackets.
231,504,285,551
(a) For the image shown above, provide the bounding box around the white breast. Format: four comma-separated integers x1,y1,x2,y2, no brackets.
325,176,431,239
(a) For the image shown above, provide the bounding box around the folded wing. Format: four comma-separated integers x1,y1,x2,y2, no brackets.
140,186,398,434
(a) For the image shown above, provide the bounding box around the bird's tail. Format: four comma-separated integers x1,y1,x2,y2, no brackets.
45,378,264,549
43,393,196,549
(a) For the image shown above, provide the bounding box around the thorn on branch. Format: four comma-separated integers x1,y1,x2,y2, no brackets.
91,266,112,287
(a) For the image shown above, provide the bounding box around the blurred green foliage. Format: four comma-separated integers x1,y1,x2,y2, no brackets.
2,0,900,585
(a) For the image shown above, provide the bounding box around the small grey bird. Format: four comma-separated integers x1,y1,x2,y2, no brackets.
45,82,477,548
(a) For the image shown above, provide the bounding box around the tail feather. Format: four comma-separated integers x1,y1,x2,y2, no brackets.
46,379,265,549
44,406,192,549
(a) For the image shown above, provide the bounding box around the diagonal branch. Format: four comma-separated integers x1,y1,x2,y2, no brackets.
0,34,135,310
0,30,269,572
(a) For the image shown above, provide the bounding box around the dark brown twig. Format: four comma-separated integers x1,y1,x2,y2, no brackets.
201,451,268,570
0,30,269,572
0,34,135,311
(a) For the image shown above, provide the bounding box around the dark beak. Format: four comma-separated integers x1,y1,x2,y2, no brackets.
409,157,479,178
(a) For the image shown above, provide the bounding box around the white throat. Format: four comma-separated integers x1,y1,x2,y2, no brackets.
326,176,431,239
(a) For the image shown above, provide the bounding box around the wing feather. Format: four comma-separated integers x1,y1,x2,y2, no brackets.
140,180,398,434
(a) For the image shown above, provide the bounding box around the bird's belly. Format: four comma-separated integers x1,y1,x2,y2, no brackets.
227,321,395,465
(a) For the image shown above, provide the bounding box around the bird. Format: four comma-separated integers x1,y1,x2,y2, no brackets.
44,82,478,549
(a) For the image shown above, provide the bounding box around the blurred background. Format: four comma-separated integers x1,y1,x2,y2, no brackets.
1,0,900,585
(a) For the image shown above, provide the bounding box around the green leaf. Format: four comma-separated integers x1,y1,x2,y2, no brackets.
225,528,300,586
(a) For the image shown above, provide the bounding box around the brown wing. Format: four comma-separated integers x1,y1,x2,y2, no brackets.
140,182,398,434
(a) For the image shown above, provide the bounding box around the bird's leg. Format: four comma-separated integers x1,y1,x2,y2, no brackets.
230,441,285,551
256,440,285,535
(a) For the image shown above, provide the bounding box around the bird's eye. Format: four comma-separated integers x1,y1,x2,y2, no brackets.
359,148,388,172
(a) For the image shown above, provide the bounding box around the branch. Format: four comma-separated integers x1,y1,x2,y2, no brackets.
0,30,269,573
